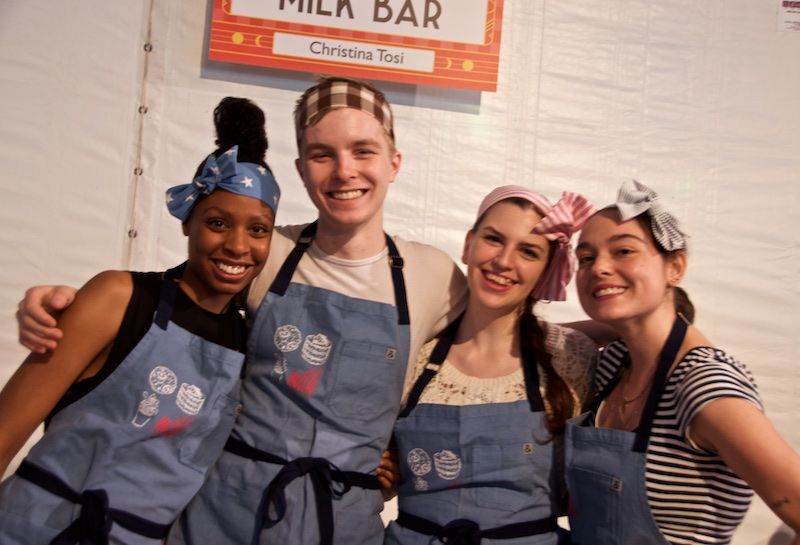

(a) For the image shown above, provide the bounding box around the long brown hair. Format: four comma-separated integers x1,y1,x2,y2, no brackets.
519,296,577,437
474,197,577,436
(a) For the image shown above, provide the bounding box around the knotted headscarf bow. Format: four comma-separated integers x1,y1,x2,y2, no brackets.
610,180,686,251
476,186,596,301
166,146,280,221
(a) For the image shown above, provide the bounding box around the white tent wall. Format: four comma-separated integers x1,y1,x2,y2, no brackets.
0,0,797,542
0,0,151,476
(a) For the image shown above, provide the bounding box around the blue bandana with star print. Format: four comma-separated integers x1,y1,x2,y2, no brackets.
166,145,280,221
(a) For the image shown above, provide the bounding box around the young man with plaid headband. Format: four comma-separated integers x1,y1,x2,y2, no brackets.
16,77,467,545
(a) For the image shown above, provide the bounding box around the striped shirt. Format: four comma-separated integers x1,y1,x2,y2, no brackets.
595,341,763,544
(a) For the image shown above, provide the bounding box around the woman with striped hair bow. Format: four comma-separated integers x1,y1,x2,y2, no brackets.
384,185,598,545
567,180,800,544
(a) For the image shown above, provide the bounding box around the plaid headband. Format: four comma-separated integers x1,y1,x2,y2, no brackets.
166,146,280,221
607,180,686,251
477,185,597,301
294,79,394,143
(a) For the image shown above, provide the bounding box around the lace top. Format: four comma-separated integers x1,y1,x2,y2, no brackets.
403,323,598,413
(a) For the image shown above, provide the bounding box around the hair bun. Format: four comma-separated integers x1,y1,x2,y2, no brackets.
213,97,268,164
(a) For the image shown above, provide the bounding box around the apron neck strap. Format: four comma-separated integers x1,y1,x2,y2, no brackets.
268,222,410,326
399,312,546,417
270,222,317,296
399,314,462,418
632,315,688,452
385,235,409,326
154,262,187,329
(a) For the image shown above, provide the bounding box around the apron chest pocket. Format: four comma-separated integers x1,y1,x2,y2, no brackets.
566,465,623,544
469,444,534,512
179,392,240,471
328,340,400,421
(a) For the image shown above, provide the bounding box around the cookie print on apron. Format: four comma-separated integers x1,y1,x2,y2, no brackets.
385,314,566,545
172,222,410,545
0,264,244,545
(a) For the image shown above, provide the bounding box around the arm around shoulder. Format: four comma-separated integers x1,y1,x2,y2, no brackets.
17,284,79,353
560,319,618,347
0,271,132,474
545,324,599,410
401,240,467,339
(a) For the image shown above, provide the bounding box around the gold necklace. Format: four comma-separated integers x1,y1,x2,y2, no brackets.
620,385,649,412
615,368,653,426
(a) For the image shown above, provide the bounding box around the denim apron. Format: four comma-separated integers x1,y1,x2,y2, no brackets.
384,315,565,545
564,317,688,545
173,222,410,545
0,265,244,545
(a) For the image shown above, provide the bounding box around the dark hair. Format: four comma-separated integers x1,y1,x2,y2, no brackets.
634,213,694,324
193,97,270,178
519,298,576,437
674,286,695,324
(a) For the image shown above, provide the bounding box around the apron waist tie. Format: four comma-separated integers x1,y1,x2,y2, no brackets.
397,510,559,545
15,460,171,545
224,436,380,545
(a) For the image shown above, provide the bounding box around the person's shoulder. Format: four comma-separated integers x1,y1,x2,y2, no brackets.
276,223,309,240
265,224,311,262
389,236,466,305
391,236,458,266
677,346,758,391
69,270,135,318
82,270,134,296
673,345,763,423
592,338,628,387
127,270,161,289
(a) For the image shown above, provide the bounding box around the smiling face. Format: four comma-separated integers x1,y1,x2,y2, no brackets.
180,190,275,313
575,209,685,327
462,200,551,315
295,107,401,235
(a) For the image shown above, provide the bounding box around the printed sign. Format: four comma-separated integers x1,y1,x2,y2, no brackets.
207,0,505,91
778,0,800,31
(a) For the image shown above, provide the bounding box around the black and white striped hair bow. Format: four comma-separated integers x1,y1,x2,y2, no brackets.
610,180,686,251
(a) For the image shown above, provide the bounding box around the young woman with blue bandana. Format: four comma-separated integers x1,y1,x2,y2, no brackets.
0,97,281,544
568,180,800,544
384,186,598,545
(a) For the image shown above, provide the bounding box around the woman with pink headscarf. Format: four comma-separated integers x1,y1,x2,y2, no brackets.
384,186,598,545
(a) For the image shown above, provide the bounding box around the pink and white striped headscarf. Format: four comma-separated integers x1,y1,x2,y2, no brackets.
476,185,596,301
